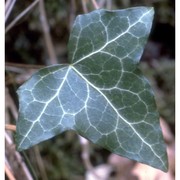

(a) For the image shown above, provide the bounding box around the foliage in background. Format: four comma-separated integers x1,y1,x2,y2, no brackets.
140,59,175,126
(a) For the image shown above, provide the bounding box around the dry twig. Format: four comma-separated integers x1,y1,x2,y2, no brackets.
70,0,76,30
81,0,88,13
6,62,45,69
5,87,18,121
5,0,17,22
91,0,99,9
5,162,16,180
5,124,16,132
39,0,58,64
5,132,34,180
5,0,39,33
79,136,101,179
79,136,93,170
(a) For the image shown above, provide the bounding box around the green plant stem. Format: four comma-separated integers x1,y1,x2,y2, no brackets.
21,151,38,180
34,147,48,180
39,0,58,65
5,0,39,33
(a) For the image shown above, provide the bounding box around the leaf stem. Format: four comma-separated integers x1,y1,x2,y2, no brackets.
5,0,39,33
39,0,58,65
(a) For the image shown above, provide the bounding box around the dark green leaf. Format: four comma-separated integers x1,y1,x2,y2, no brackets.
16,7,168,172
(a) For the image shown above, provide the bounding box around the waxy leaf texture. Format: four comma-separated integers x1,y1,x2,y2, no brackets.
16,7,168,171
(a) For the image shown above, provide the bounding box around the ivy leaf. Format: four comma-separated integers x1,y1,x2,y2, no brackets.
15,7,168,171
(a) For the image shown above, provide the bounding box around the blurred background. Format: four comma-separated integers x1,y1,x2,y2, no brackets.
5,0,175,179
